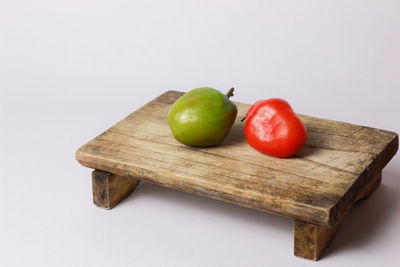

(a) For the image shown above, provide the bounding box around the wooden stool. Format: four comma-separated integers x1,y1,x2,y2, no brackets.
76,91,398,260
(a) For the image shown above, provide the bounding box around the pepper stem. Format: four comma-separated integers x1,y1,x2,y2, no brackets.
226,88,234,99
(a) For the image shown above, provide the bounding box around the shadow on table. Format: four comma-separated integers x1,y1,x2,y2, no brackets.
122,165,399,260
218,122,247,147
323,167,400,259
123,178,292,234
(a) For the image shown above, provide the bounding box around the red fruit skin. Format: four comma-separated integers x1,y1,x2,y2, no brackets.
244,98,307,158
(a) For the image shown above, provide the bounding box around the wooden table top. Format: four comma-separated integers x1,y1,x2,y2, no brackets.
76,91,398,226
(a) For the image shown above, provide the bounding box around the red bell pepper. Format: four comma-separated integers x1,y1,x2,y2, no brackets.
244,98,307,158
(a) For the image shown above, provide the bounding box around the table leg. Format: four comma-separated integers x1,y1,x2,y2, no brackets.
293,170,382,260
356,171,382,202
294,219,342,260
92,170,140,209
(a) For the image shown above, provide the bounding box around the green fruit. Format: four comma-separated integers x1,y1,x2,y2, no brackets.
168,87,238,147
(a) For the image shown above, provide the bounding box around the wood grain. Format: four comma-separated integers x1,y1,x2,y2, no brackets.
293,171,382,260
294,170,382,260
76,91,398,226
92,170,140,209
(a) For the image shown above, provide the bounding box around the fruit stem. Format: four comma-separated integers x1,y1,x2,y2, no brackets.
241,117,246,122
226,88,234,99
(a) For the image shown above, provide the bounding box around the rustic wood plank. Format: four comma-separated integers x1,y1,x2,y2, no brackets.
92,170,140,209
294,170,382,260
76,90,398,226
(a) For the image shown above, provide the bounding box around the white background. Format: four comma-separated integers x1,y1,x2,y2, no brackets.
1,1,399,266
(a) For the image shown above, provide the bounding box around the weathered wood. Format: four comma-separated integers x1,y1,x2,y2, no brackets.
294,170,382,260
76,90,398,226
294,220,341,261
76,90,398,259
92,170,140,209
356,171,382,201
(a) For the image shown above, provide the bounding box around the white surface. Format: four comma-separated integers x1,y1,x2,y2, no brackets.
1,1,400,266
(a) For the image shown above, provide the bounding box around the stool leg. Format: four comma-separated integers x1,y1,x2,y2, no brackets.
294,219,343,260
293,170,382,260
356,171,382,202
92,170,140,209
